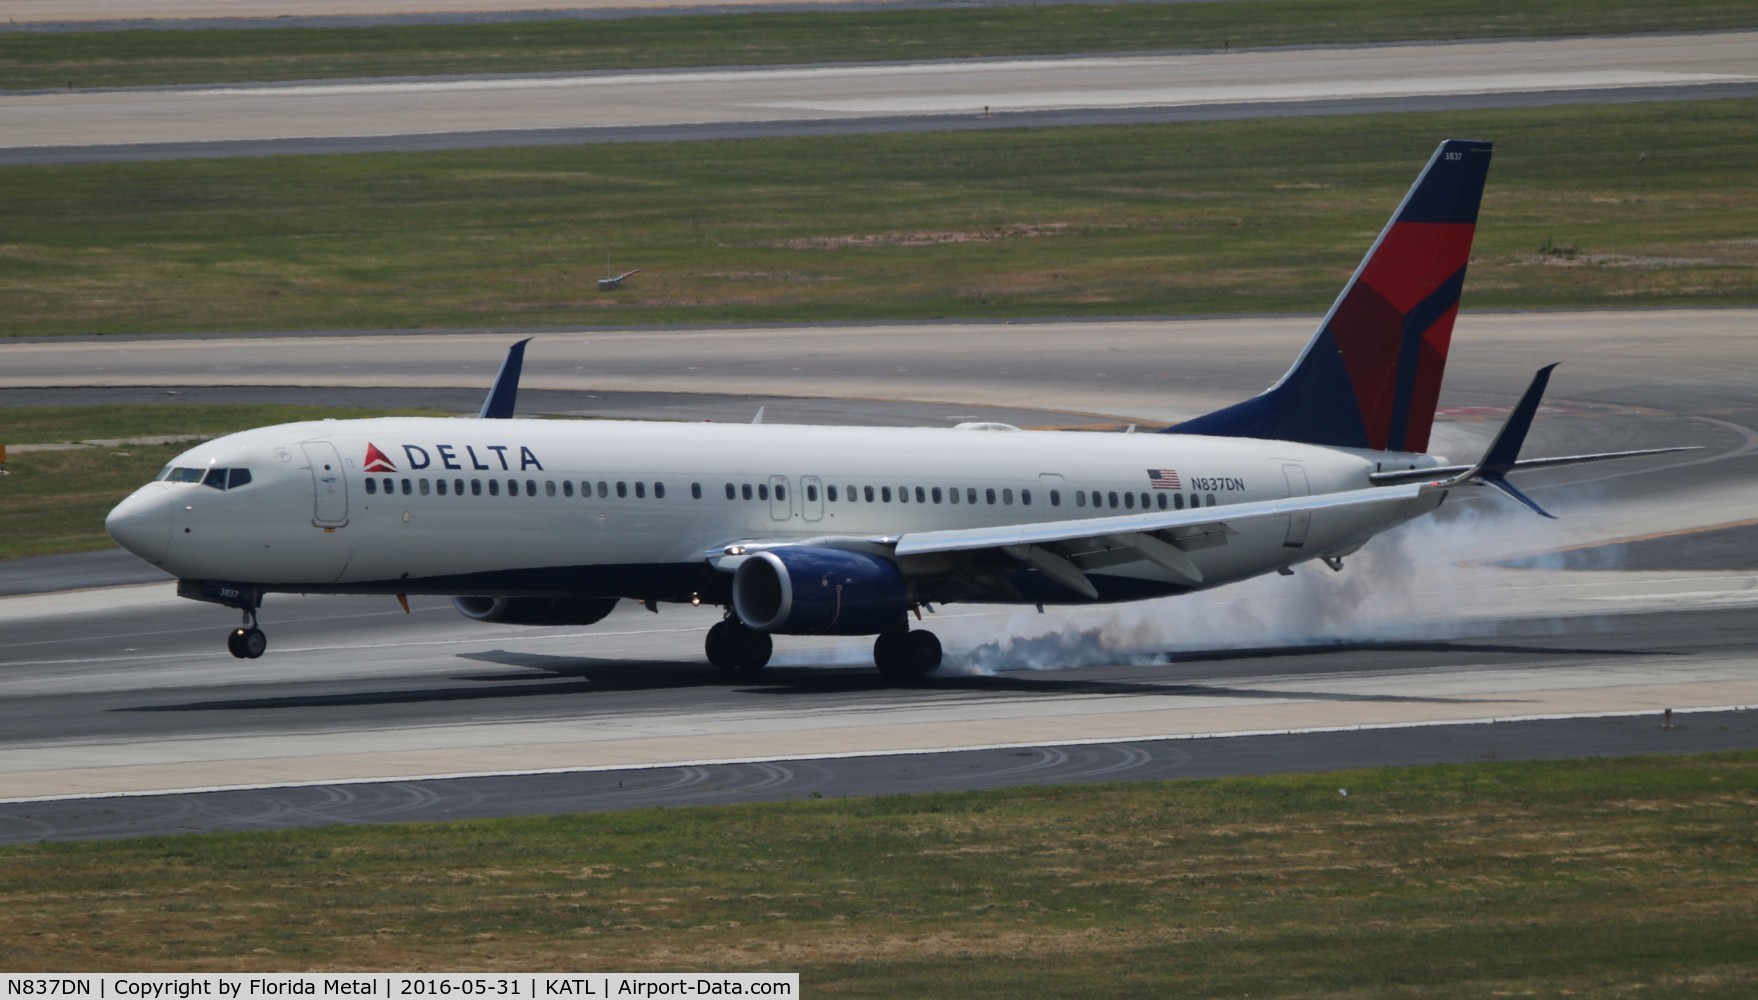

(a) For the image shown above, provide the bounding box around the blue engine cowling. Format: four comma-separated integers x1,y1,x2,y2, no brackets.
732,547,908,635
452,595,619,626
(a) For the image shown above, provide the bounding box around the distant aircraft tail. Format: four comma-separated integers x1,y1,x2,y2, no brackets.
1168,139,1494,453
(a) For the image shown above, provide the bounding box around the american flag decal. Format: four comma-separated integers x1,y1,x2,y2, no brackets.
1148,468,1182,490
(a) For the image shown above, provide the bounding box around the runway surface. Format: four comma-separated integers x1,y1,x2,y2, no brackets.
5,33,1756,162
3,309,1755,838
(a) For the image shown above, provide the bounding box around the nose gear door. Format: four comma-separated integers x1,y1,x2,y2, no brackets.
302,441,350,527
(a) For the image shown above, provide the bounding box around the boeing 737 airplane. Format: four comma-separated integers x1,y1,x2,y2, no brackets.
105,140,1683,677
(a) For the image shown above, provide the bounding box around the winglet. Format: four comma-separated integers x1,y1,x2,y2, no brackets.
479,338,532,419
1445,363,1561,518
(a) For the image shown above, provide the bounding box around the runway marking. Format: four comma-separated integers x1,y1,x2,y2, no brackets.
760,71,1747,115
0,703,1747,806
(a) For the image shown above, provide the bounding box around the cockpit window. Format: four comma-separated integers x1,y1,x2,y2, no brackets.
158,465,252,490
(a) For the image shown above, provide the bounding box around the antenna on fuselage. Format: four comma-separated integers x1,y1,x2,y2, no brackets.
479,338,532,419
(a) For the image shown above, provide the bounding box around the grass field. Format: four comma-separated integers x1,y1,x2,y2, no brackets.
1,752,1755,993
2,0,1755,91
3,100,1755,338
0,404,442,559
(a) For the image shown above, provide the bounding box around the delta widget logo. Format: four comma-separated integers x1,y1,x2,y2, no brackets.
363,443,397,473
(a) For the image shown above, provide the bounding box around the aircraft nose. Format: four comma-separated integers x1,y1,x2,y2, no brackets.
106,484,174,566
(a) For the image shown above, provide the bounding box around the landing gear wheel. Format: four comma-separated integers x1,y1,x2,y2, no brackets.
706,619,741,672
875,628,942,680
706,618,772,674
227,626,267,659
734,629,773,674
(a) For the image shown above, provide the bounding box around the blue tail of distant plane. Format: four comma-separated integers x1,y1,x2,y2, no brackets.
1169,139,1494,454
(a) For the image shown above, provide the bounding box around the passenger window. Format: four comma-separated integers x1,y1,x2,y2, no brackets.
1076,490,1086,508
1157,493,1168,510
807,483,818,502
932,487,942,504
915,487,926,504
949,487,960,505
776,484,786,501
985,488,997,505
1108,491,1119,508
509,479,520,496
1021,489,1031,506
228,469,252,489
693,483,704,500
525,479,536,496
472,479,483,496
563,481,573,498
1174,493,1184,510
898,487,909,504
1051,489,1061,506
1140,492,1151,509
1124,492,1134,509
436,479,448,496
488,480,500,496
759,484,770,501
846,484,856,501
1003,489,1013,505
454,479,465,496
402,479,414,496
635,482,646,499
419,479,431,496
827,485,838,502
881,486,892,503
383,477,395,494
365,478,377,495
617,481,628,498
546,481,557,498
967,488,978,505
1207,493,1216,507
864,485,875,503
726,483,736,500
597,481,609,498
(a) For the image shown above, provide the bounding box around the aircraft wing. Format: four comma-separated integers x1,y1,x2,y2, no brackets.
707,484,1432,599
1367,446,1697,486
891,484,1429,596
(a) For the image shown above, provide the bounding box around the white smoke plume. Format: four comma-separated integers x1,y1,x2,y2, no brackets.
933,487,1620,676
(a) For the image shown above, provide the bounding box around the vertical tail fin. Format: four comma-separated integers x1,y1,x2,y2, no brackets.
1169,139,1493,453
479,338,532,419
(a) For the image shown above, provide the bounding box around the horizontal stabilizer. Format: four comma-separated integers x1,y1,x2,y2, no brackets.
1395,364,1700,518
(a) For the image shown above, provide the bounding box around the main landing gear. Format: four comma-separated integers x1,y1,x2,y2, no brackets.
227,609,267,660
873,625,942,680
705,616,944,680
706,617,773,674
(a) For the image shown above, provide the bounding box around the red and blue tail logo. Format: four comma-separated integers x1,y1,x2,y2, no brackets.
1171,139,1493,454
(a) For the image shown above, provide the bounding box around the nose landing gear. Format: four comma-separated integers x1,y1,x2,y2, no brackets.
226,610,267,659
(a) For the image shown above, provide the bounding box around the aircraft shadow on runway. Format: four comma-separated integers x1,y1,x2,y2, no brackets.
109,636,1673,714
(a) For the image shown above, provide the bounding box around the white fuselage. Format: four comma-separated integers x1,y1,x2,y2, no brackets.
107,416,1446,606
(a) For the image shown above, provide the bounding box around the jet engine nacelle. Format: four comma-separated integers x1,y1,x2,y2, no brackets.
733,547,909,635
451,595,620,626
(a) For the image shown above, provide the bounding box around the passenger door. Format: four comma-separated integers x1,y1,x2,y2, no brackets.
302,441,350,527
